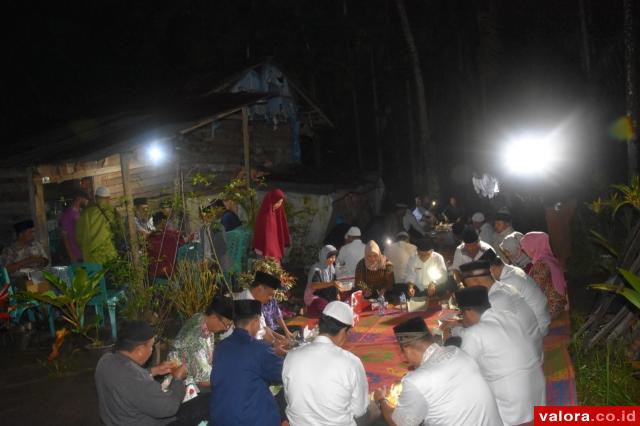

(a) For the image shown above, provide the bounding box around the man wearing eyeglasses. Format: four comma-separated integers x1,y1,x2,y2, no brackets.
169,295,234,391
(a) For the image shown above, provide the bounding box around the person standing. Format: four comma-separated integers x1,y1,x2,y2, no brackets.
76,186,118,265
59,190,89,263
520,232,568,319
133,197,154,237
147,212,184,281
252,188,290,261
210,300,284,426
374,316,501,426
283,301,368,426
336,227,366,279
384,231,416,285
220,199,242,232
446,287,545,426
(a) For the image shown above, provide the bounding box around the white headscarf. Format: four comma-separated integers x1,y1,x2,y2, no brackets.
500,231,531,268
307,245,337,284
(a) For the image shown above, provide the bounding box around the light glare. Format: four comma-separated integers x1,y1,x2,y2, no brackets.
504,134,557,176
147,143,166,165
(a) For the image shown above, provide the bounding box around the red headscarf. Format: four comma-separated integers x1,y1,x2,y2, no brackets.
252,188,291,260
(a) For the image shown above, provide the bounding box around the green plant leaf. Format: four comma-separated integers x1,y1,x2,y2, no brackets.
618,268,640,294
588,230,619,257
590,283,640,310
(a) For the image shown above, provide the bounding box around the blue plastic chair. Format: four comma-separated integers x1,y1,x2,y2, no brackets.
177,242,202,262
1,267,39,326
61,263,123,341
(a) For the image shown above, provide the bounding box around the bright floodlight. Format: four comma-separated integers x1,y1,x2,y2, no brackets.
147,143,166,165
503,134,557,176
427,266,443,282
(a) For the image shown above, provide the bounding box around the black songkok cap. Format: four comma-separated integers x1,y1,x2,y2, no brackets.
206,295,234,320
455,286,491,310
233,299,262,320
461,227,479,244
459,260,492,279
118,321,155,343
133,197,148,206
14,220,34,235
479,248,498,263
393,316,432,345
415,238,434,252
494,211,512,223
253,271,281,289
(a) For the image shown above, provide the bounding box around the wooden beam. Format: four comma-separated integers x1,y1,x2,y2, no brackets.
29,168,50,257
242,106,251,188
119,152,140,266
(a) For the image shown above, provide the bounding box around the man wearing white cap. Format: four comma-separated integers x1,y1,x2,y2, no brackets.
337,227,366,279
76,186,118,265
472,212,495,247
283,301,369,426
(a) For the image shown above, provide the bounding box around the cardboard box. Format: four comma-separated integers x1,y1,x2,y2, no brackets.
26,280,51,293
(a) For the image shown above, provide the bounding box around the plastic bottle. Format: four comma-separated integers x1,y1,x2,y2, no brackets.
377,295,386,316
399,292,407,312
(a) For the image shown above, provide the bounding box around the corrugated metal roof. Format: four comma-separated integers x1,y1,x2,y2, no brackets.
1,92,272,167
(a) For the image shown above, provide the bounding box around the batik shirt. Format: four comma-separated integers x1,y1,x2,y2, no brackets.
169,313,215,384
0,240,48,273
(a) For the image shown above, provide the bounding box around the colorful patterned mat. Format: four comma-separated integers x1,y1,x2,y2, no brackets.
287,308,577,405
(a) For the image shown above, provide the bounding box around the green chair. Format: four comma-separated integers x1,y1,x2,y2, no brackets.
177,242,202,262
225,226,251,275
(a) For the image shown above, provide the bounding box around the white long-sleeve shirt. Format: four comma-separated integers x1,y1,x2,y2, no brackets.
283,335,369,426
337,239,366,278
488,281,543,362
392,344,502,426
478,223,495,247
404,252,448,290
384,241,417,283
499,264,550,336
456,309,546,425
451,240,493,271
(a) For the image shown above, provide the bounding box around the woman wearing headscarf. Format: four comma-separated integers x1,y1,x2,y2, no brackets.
252,188,291,261
520,232,568,318
499,231,532,273
355,241,395,298
304,245,341,316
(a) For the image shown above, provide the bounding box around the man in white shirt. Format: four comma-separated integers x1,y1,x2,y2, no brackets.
404,238,448,298
484,250,550,337
337,227,366,279
493,210,515,254
451,227,493,281
402,206,427,240
374,316,501,426
472,212,496,247
233,271,282,344
384,231,416,284
283,301,368,426
460,259,543,362
447,286,545,426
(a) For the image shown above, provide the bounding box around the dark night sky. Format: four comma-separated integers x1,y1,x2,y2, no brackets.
3,0,636,203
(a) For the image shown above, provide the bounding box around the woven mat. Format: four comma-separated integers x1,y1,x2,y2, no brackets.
287,307,577,405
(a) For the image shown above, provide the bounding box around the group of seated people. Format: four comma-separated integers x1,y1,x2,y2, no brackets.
95,206,565,425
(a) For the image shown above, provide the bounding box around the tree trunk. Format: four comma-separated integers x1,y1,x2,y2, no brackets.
370,49,383,174
624,0,638,179
579,0,591,77
395,0,438,196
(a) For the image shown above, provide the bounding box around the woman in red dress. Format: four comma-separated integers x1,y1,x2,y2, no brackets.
252,188,291,262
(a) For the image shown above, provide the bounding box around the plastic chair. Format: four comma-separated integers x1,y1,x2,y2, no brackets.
63,263,123,341
177,242,202,262
225,226,251,274
1,267,38,327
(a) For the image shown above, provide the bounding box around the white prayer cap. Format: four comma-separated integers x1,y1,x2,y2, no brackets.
95,186,111,198
322,301,354,326
471,212,485,223
344,226,361,238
